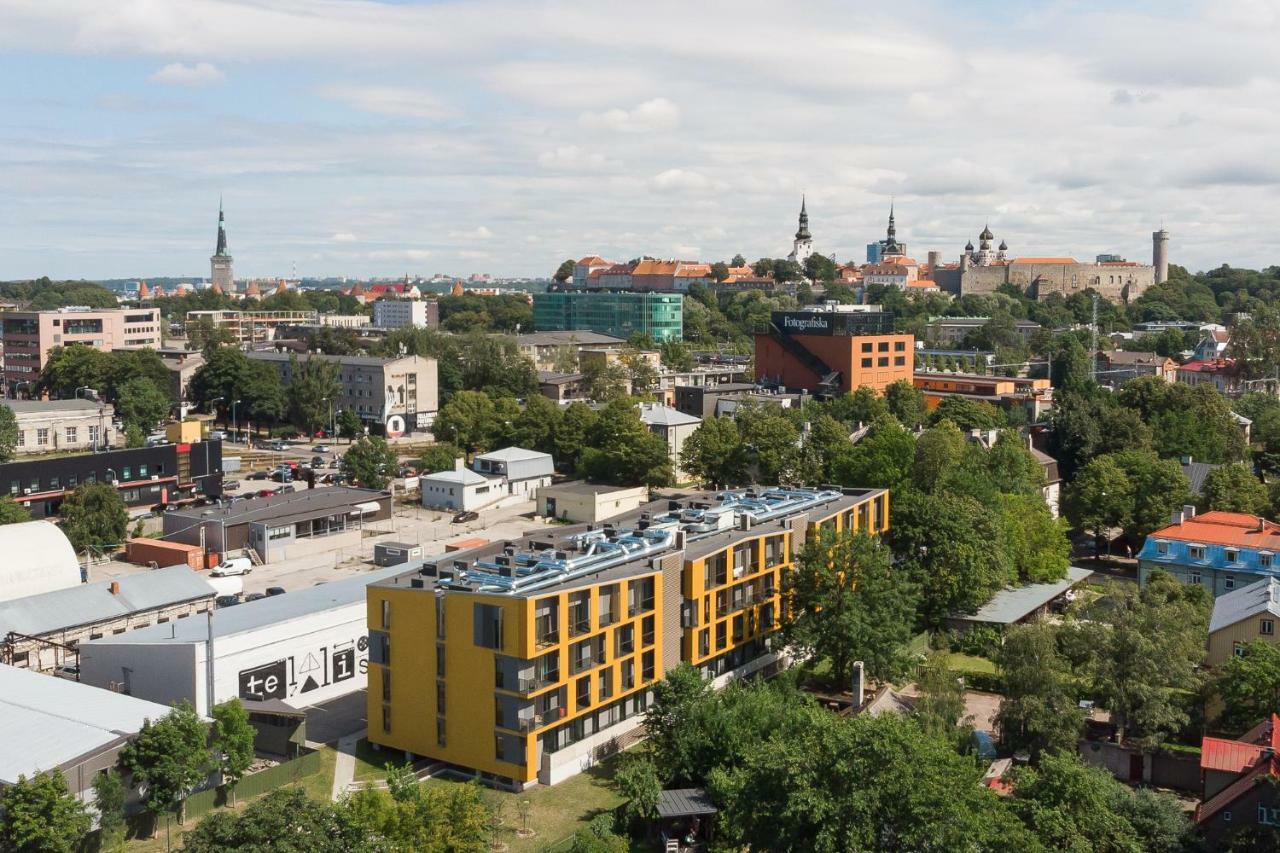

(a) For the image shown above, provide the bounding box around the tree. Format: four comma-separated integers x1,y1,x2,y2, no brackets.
1009,752,1145,853
613,754,661,824
415,442,463,474
802,252,838,283
115,376,171,433
510,395,562,457
58,482,127,553
832,416,915,489
1202,463,1270,515
1080,570,1210,749
553,259,575,283
680,417,746,487
996,620,1085,760
930,396,1005,431
336,407,364,442
658,339,693,372
286,355,341,435
553,401,598,473
35,344,108,399
914,652,970,744
342,437,399,490
93,770,127,853
1050,335,1093,392
432,391,497,455
211,699,256,805
579,400,671,486
580,360,630,403
0,404,18,462
1214,640,1280,733
890,488,1013,623
884,379,926,428
1067,456,1133,551
0,771,91,853
735,404,799,485
709,261,730,282
0,496,30,525
456,332,537,398
125,423,146,448
120,701,210,823
643,663,713,785
997,494,1070,583
911,420,967,492
785,529,918,686
1110,451,1191,540
182,789,371,853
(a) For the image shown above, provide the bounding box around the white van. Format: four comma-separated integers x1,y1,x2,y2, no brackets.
210,557,253,577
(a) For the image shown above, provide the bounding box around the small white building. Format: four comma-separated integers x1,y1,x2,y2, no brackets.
536,481,649,523
372,299,434,330
80,566,408,715
421,447,554,512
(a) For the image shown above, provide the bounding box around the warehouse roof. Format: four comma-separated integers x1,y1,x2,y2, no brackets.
83,565,409,646
517,331,625,347
166,486,388,526
0,521,82,603
537,481,647,497
475,447,552,463
0,564,215,637
951,566,1093,625
0,664,177,784
246,351,419,368
3,399,110,414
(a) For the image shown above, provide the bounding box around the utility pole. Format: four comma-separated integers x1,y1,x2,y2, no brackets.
1090,293,1099,384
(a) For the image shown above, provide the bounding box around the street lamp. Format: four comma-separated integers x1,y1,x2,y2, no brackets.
232,399,240,443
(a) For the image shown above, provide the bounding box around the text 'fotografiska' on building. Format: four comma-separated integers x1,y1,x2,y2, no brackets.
365,486,888,790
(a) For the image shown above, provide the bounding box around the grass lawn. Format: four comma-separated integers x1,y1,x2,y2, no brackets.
940,652,998,674
123,747,337,851
353,738,402,781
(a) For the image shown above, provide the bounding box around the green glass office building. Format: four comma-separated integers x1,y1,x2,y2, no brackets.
532,291,683,342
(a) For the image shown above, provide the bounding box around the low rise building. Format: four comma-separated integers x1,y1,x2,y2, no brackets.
473,447,555,501
1138,508,1280,597
1207,577,1280,667
0,521,83,603
923,316,1041,348
536,482,649,523
162,486,391,565
517,331,628,372
0,439,223,519
81,566,408,715
754,305,913,397
0,565,216,672
2,307,162,394
247,351,438,435
185,310,316,346
366,486,888,789
5,398,117,455
372,299,440,330
946,566,1092,632
156,348,205,407
421,448,554,512
0,664,183,804
532,291,683,343
914,372,1054,421
1097,350,1177,384
1195,715,1280,846
638,403,701,483
537,371,588,404
1177,359,1241,396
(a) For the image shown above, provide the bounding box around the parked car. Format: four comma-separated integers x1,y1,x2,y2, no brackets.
311,455,325,467
209,430,228,441
265,586,287,596
222,479,240,490
270,470,293,484
452,510,479,524
257,489,278,498
328,459,341,469
211,557,253,577
215,594,241,608
312,444,331,453
244,592,267,602
247,471,271,481
53,664,80,681
269,440,288,452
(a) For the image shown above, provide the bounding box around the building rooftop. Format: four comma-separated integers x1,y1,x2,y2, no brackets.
375,487,882,599
638,403,702,427
1181,461,1222,496
1152,510,1280,550
537,481,648,497
3,399,111,415
0,565,215,637
84,565,410,646
166,486,388,527
0,664,179,784
951,566,1093,624
475,447,552,463
1102,350,1169,366
517,331,626,348
246,351,417,368
1209,577,1280,633
421,467,489,485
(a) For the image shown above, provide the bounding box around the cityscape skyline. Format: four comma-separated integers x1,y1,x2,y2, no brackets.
1,0,1277,279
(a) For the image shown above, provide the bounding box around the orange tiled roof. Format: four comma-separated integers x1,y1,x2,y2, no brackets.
632,259,679,276
906,280,940,288
577,255,610,266
1152,510,1280,548
1011,257,1078,265
675,262,712,278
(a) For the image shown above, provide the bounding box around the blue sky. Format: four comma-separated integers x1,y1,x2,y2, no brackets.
1,0,1277,280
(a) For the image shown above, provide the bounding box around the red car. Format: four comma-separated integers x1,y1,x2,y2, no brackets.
257,489,278,498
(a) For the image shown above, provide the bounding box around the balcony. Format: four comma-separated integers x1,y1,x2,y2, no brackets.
628,598,655,617
517,708,566,732
516,672,560,693
535,631,560,650
717,589,759,618
569,619,591,638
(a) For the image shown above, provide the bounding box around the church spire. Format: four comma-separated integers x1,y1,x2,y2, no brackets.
215,197,228,257
795,195,811,240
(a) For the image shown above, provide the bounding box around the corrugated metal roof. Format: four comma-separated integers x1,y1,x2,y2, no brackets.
1201,736,1267,773
167,486,387,526
83,565,410,645
638,404,701,427
0,664,176,783
1209,577,1280,633
1181,462,1221,496
952,566,1093,624
656,788,718,818
0,565,216,637
475,447,552,463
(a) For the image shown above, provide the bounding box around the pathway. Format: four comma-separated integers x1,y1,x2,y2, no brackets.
331,728,366,802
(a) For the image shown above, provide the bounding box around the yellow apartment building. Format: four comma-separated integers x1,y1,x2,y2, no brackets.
366,486,888,789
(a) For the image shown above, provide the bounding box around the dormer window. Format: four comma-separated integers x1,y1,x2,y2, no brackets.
1189,546,1206,560
1226,549,1238,563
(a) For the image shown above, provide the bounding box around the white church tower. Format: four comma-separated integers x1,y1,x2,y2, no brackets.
787,196,813,264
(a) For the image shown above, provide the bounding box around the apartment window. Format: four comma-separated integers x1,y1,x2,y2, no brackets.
642,615,655,647
15,432,22,447
382,670,392,703
1262,619,1275,636
1225,575,1236,591
36,428,48,446
877,357,889,367
436,643,446,678
894,340,906,351
1190,571,1201,585
877,341,889,352
861,342,873,353
122,466,131,480
894,356,905,366
1263,554,1274,568
764,535,784,568
576,676,591,708
628,577,654,616
1156,540,1169,556
138,464,148,477
599,668,613,701
1234,643,1246,659
569,591,591,637
621,659,635,690
1225,549,1238,563
65,426,77,443
535,597,559,645
48,475,60,489
473,604,504,650
381,600,391,629
615,624,635,657
704,552,727,588
642,650,655,682
861,358,873,368
598,584,617,627
716,621,726,650
267,525,291,540
88,425,99,444
382,705,391,734
732,542,756,577
699,629,710,657
436,681,446,715
435,596,446,639
1189,546,1205,560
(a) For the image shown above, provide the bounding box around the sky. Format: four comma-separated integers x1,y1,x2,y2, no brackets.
1,0,1278,281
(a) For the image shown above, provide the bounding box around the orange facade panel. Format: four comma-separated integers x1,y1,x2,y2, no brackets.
754,332,914,395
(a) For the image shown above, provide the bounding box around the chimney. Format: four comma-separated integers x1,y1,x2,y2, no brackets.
1171,509,1184,525
852,660,865,707
1183,504,1196,520
454,457,465,473
109,581,120,595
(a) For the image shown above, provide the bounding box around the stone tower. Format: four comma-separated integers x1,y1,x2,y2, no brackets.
210,199,234,292
1152,228,1169,284
787,196,813,264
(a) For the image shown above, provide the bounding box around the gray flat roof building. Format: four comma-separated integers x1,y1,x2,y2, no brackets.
948,566,1093,627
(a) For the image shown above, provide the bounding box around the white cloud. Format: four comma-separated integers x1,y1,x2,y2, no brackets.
149,61,224,87
652,169,711,191
537,145,619,172
330,232,357,242
317,84,449,119
368,249,432,262
580,98,680,133
448,226,494,240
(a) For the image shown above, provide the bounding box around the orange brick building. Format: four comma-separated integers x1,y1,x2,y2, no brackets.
754,308,913,396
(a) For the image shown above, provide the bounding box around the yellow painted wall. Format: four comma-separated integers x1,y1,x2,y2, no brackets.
1208,615,1280,666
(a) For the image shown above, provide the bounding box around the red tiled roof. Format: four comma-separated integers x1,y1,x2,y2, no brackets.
1153,510,1280,548
1179,358,1237,374
577,255,610,266
632,259,679,276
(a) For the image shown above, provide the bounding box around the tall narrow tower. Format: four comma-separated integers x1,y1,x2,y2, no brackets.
1152,228,1169,284
787,196,813,264
210,199,235,292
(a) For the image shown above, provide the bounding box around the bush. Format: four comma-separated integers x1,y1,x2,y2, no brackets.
956,670,1004,694
956,625,1004,658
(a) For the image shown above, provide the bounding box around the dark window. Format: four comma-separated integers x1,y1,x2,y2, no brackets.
877,357,889,367
473,604,505,649
894,356,905,366
861,358,873,368
894,340,906,351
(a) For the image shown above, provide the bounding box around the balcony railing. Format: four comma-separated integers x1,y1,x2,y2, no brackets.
599,610,618,628
717,589,759,617
628,598,655,617
517,673,559,693
569,618,591,637
535,631,560,649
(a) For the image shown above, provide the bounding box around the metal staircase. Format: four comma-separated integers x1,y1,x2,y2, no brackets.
767,322,841,396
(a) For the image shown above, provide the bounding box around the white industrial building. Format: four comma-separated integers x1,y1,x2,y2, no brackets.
80,565,408,715
0,521,83,603
421,447,553,512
